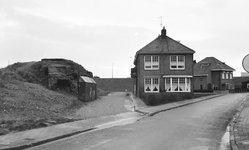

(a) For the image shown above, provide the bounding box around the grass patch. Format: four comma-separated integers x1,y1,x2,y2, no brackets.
0,118,79,135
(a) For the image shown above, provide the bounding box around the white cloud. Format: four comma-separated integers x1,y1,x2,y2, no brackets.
1,0,249,77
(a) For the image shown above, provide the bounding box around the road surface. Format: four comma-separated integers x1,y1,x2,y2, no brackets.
28,93,249,150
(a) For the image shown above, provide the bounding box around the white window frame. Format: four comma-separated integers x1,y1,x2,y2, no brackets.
144,77,160,93
144,55,159,70
222,72,225,79
226,72,229,79
170,55,185,70
165,77,191,92
230,72,233,79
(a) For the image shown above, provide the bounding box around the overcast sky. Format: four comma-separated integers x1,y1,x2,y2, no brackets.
0,0,249,78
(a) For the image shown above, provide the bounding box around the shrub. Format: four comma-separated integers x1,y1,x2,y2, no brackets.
140,93,161,106
159,93,178,104
140,92,193,106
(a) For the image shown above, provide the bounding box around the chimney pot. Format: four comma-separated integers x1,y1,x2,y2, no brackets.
161,26,166,39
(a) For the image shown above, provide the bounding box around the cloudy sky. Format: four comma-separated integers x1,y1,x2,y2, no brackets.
0,0,249,78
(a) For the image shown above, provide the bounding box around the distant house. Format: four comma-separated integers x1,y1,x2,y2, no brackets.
131,27,195,101
234,76,249,92
193,57,235,91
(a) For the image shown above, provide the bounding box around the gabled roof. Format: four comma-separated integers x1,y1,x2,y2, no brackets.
134,28,195,64
194,57,235,76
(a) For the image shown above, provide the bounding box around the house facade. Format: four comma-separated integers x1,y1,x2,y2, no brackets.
193,57,235,91
131,27,195,101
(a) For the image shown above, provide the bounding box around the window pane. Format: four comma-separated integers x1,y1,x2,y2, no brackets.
172,78,178,83
145,55,159,70
152,78,158,84
179,78,185,91
166,78,170,83
152,87,158,91
165,77,191,92
186,78,190,92
226,73,229,79
152,56,159,62
145,56,151,62
170,55,185,69
152,78,159,91
145,78,151,84
145,78,159,92
144,78,151,92
165,78,171,91
178,56,185,62
145,86,151,91
171,56,177,62
172,78,178,91
179,78,185,83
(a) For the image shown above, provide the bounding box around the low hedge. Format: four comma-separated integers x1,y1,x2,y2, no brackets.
140,92,193,106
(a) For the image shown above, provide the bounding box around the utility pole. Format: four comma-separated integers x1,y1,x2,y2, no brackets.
159,16,163,29
130,57,132,68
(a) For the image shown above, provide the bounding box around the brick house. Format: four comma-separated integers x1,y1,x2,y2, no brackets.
193,57,235,91
131,27,195,101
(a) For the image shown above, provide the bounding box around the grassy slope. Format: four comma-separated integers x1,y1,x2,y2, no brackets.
0,61,87,135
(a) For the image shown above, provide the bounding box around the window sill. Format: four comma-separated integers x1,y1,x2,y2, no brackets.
165,91,191,93
144,68,159,70
170,68,185,70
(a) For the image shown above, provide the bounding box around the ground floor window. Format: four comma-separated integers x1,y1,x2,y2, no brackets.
144,77,159,92
165,77,191,92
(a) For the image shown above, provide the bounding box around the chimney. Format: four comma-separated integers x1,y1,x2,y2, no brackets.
161,26,166,39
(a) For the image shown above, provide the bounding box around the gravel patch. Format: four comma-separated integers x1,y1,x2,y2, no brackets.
73,92,132,119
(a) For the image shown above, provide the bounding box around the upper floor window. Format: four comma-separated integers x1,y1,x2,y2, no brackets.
222,72,225,79
170,55,185,70
222,72,233,80
226,72,229,79
144,55,159,70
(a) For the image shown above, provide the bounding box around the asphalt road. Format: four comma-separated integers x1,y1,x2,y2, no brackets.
27,93,248,150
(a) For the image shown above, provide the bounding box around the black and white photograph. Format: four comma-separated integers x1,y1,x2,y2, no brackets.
1,0,249,149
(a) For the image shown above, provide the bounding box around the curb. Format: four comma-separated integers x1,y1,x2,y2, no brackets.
0,127,96,150
229,97,248,150
130,93,224,117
